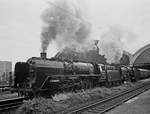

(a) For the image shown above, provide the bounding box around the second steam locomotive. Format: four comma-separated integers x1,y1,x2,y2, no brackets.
13,52,150,97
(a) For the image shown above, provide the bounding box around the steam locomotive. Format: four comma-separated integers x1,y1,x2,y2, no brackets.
13,53,150,97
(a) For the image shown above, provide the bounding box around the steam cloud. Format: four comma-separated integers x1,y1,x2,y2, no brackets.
40,0,136,64
99,26,137,63
41,0,91,52
100,26,124,63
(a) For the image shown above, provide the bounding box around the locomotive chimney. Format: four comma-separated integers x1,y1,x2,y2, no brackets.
40,52,47,59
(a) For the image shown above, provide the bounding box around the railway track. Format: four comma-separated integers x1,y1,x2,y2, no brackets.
57,81,150,114
0,85,12,92
0,97,24,112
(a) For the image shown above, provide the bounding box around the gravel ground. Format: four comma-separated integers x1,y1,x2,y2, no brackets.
105,88,150,114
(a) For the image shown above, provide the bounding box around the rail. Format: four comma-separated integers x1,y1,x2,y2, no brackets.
0,97,24,112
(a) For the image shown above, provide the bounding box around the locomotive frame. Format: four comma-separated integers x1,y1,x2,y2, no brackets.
13,54,150,98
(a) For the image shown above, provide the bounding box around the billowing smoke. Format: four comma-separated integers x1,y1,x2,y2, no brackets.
100,26,124,63
41,0,91,52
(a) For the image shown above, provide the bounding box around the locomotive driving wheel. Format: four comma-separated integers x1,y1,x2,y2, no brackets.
81,80,92,89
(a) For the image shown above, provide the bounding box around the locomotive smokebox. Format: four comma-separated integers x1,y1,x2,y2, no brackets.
40,52,47,59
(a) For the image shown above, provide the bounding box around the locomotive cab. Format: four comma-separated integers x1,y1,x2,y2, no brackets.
98,64,106,80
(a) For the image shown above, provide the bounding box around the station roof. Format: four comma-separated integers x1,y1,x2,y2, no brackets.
130,44,150,69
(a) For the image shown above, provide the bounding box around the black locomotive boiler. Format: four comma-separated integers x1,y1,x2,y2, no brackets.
13,52,150,97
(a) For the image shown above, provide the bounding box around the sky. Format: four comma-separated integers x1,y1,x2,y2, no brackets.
0,0,150,69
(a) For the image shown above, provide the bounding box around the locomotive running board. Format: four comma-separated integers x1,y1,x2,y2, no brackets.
40,74,105,89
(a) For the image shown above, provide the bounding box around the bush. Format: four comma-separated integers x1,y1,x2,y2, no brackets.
17,97,68,114
17,82,136,114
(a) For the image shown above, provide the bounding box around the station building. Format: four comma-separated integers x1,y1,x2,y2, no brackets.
0,61,12,85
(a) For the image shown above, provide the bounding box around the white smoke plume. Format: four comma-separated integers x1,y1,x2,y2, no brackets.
41,0,91,52
100,26,124,63
99,26,137,64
